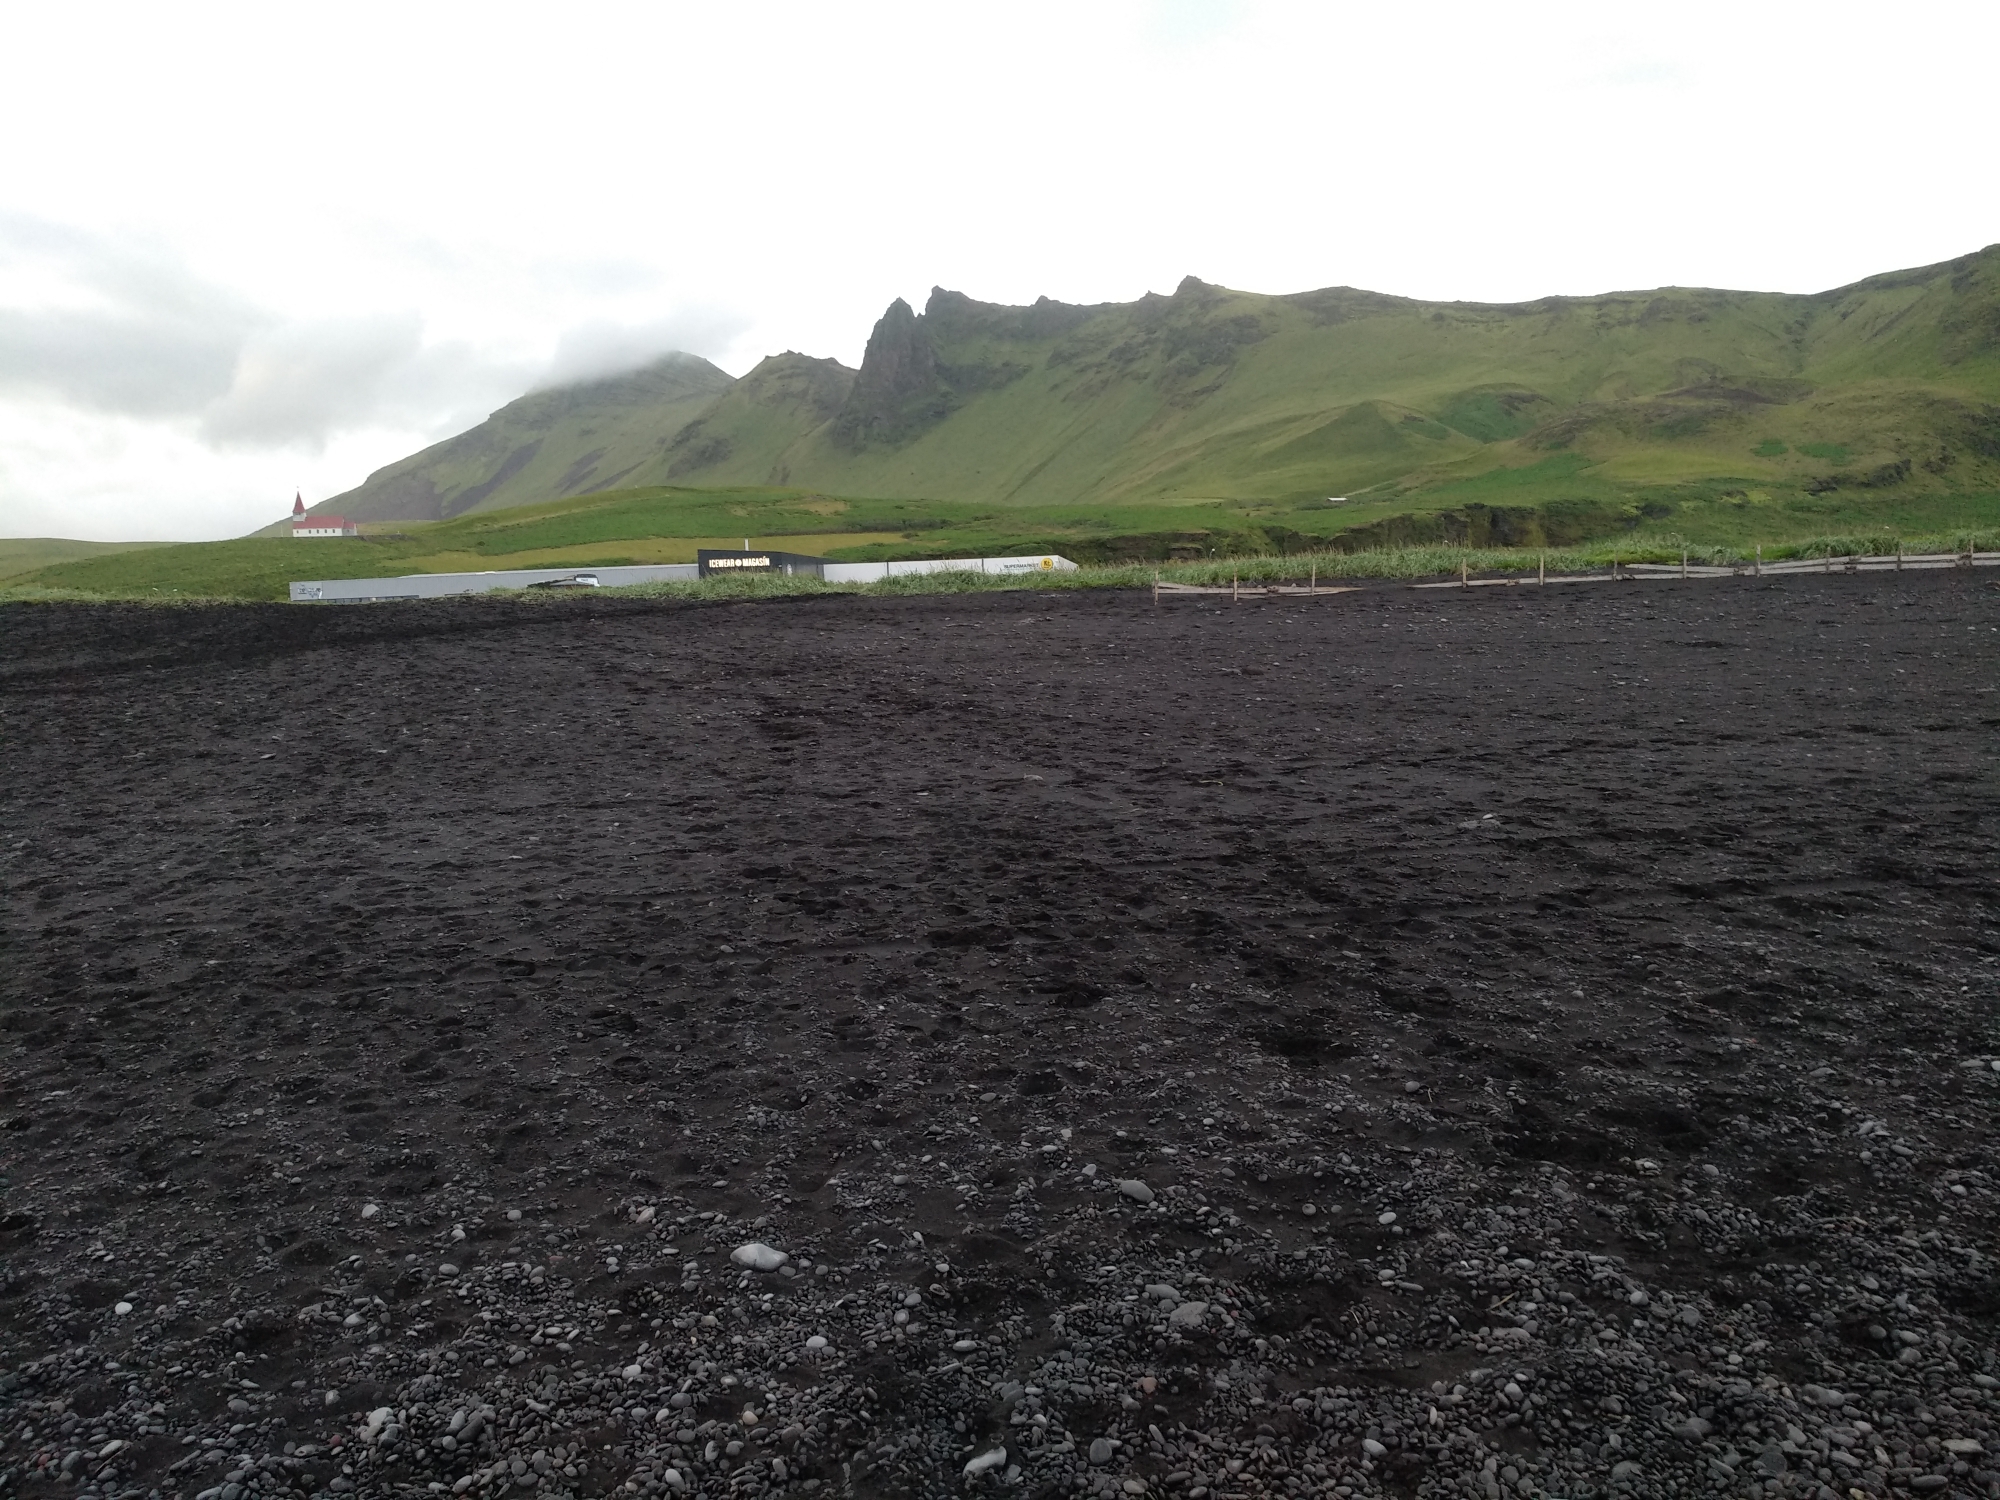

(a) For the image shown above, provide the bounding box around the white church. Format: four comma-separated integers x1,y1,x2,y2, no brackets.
290,492,357,538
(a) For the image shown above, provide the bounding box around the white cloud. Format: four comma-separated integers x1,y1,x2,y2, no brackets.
539,309,753,389
199,314,424,449
0,214,259,417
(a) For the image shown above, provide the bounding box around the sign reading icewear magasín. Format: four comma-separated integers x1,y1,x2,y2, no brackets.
696,550,830,579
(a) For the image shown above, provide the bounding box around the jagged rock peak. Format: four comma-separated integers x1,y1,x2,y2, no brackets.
830,298,948,449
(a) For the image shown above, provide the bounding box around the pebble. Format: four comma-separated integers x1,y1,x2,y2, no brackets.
1089,1437,1115,1465
1376,1210,1397,1225
729,1242,789,1272
1167,1301,1209,1328
1361,1438,1387,1457
360,1203,379,1219
964,1446,1008,1477
804,1335,829,1351
1117,1179,1155,1204
113,1300,133,1315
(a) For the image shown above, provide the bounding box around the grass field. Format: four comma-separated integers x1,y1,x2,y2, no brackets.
12,477,2000,602
10,518,1998,608
0,537,171,582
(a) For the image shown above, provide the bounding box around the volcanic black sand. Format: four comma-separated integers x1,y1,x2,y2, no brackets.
2,575,1998,1500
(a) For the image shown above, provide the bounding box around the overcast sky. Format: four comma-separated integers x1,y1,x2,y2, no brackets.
2,0,1995,542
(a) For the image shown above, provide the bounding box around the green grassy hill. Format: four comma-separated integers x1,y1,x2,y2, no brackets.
309,245,2000,532
327,353,733,522
0,537,171,581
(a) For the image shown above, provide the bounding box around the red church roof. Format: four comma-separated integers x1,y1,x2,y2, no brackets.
293,514,354,528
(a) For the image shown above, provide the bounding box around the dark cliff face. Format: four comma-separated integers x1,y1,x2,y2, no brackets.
831,290,1092,449
830,298,953,449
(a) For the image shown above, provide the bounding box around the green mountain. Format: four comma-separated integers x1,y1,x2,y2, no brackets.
315,246,2000,535
330,353,733,522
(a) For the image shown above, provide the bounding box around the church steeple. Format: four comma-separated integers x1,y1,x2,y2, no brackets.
292,491,305,516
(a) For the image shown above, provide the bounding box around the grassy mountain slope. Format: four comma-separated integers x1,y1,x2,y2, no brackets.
324,353,734,522
304,247,2000,545
0,537,170,581
656,250,2000,517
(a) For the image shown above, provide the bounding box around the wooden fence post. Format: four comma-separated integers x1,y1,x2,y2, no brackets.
1538,552,1546,585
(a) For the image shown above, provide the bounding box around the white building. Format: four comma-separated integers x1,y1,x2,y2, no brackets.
292,515,359,538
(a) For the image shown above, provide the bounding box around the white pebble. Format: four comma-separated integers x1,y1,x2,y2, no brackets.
438,1263,458,1277
1168,1301,1209,1328
113,1301,133,1316
805,1335,829,1351
360,1203,379,1219
730,1242,789,1273
622,1363,643,1381
1377,1211,1397,1225
1117,1179,1155,1204
964,1446,1008,1477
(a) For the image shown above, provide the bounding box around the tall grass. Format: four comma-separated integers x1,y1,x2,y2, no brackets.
596,527,2000,603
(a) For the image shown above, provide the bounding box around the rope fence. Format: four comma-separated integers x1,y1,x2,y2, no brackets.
1152,548,2000,602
